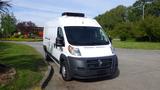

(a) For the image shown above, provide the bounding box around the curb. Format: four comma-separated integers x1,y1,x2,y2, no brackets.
40,64,54,89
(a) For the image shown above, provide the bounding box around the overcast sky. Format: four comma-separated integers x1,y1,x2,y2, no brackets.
11,0,136,26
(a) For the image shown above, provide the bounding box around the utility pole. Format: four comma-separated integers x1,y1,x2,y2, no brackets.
141,0,152,20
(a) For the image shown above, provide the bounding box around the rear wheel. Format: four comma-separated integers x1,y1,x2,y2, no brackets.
61,60,72,81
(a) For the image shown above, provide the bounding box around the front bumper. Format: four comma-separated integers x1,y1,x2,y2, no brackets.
67,55,118,79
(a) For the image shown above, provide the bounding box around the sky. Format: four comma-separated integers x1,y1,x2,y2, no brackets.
10,0,136,27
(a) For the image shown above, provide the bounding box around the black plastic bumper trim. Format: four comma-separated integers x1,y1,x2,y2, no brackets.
67,55,118,79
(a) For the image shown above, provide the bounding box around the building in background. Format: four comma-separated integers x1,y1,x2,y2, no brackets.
16,21,43,38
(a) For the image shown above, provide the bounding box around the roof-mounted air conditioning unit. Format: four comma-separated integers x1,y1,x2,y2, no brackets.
62,12,85,17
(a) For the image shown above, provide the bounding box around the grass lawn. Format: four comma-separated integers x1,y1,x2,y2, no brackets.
0,38,42,42
112,40,160,50
0,42,46,90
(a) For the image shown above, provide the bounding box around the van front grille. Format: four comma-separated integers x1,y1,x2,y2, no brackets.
86,58,112,70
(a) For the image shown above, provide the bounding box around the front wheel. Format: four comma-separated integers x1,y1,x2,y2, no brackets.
60,60,72,81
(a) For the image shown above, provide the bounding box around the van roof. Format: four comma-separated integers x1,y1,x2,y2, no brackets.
46,16,101,28
59,16,101,27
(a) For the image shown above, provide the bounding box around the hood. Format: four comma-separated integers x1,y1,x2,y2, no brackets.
78,45,113,57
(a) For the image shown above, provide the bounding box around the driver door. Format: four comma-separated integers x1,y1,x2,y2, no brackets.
51,27,64,62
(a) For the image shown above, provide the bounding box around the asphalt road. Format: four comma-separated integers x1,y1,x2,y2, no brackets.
8,42,160,90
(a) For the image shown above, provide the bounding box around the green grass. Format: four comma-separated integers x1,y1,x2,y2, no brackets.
0,38,42,42
112,40,160,50
0,42,46,90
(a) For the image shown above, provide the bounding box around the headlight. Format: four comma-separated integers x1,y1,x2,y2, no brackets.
110,46,116,54
68,45,81,56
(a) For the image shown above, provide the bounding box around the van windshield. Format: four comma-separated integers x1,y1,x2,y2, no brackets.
64,26,110,46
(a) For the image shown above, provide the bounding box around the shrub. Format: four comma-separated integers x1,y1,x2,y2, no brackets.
113,22,133,41
133,16,160,42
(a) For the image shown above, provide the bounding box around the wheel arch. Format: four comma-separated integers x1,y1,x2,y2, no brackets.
59,54,70,73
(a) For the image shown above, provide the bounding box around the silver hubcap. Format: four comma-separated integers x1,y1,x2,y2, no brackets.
62,66,66,78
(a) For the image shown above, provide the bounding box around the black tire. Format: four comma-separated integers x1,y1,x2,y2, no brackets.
60,60,72,81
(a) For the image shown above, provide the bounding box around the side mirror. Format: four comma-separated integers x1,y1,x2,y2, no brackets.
109,37,112,43
56,37,64,47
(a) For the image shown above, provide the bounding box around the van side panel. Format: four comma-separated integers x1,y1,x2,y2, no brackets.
48,27,57,53
43,19,59,53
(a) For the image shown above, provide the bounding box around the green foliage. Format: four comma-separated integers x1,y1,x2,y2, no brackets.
134,16,160,42
95,0,160,42
113,22,133,41
1,13,17,38
127,6,142,22
95,5,126,30
145,0,160,16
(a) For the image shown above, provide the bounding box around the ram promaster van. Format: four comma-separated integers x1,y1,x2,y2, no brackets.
43,12,118,81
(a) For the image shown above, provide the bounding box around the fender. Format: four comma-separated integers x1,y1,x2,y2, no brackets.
59,54,72,75
60,54,70,67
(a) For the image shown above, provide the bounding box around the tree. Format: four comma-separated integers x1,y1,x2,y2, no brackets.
1,13,16,38
113,22,133,41
133,16,160,42
132,0,154,20
95,0,160,42
0,0,12,38
16,21,36,33
16,21,38,38
17,21,36,27
145,0,160,16
96,5,126,31
0,0,11,13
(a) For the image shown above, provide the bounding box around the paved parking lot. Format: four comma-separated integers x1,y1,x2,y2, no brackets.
46,48,160,90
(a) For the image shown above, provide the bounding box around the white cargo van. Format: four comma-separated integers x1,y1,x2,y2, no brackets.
43,12,118,81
